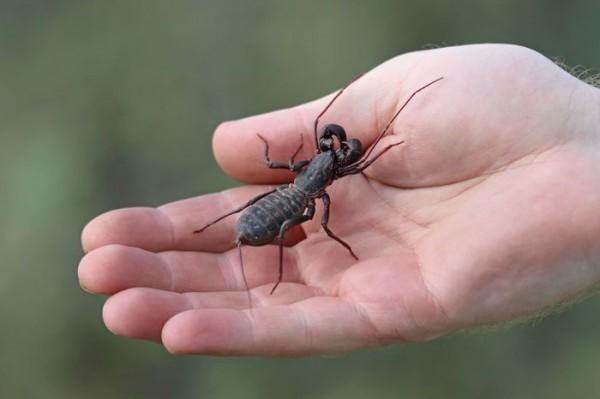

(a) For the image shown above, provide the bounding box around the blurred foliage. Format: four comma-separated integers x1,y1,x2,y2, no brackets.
1,0,599,398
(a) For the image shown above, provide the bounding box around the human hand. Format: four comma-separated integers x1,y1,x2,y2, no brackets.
79,44,600,356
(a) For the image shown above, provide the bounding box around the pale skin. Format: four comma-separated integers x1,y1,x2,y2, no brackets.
79,44,600,356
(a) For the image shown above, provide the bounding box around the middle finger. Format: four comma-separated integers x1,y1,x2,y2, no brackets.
79,244,304,295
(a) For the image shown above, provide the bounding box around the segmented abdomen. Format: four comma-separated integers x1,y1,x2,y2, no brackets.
236,185,307,245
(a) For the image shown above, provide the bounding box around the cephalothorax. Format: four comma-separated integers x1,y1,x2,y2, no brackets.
194,75,443,303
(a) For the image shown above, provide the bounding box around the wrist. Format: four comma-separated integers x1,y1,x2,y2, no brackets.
592,85,600,140
568,79,600,147
583,82,600,143
580,83,600,286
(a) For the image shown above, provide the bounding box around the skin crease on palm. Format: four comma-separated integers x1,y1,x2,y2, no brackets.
78,44,600,357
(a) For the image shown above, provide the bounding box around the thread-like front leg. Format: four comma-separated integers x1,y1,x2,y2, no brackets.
257,133,309,172
271,199,316,294
321,192,358,260
313,73,365,152
338,77,443,176
338,141,404,176
193,187,280,233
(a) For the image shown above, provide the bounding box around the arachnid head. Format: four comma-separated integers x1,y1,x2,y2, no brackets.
319,123,347,152
320,123,363,165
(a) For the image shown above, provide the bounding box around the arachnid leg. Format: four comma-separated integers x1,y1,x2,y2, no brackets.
313,73,364,152
320,192,358,260
358,77,443,163
257,133,309,172
339,141,404,176
193,187,280,233
288,135,310,171
234,239,253,309
271,199,316,294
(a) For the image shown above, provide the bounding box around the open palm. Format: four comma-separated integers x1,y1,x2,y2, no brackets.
79,44,600,356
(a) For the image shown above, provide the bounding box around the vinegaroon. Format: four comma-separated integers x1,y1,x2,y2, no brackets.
193,75,443,304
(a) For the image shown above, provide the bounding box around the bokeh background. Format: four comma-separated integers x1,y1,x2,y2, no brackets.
2,1,599,398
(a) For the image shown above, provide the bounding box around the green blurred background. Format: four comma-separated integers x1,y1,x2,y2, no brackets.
1,1,599,398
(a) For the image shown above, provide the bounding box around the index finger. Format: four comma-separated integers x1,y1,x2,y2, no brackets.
81,185,305,253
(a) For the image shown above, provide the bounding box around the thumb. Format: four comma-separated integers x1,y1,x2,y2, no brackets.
212,73,380,184
212,104,317,184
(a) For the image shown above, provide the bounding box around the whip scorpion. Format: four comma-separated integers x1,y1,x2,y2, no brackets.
193,75,443,303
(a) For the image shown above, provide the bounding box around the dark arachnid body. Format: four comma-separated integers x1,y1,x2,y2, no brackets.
194,76,443,296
